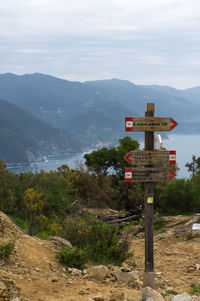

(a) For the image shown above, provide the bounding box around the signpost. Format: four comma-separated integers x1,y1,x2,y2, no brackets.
124,103,178,289
125,167,176,182
124,150,176,166
125,117,177,132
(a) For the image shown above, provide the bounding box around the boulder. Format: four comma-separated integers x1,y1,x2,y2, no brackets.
87,265,111,282
47,236,72,248
171,292,193,301
142,286,164,301
109,291,124,301
112,270,139,283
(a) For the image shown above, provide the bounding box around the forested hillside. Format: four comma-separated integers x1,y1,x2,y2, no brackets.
1,73,200,165
0,73,200,149
0,98,82,165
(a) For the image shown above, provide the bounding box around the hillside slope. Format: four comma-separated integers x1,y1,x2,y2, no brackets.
0,211,199,300
0,98,82,165
1,73,200,147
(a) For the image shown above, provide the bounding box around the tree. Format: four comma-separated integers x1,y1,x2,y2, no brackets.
24,188,44,235
84,137,143,211
185,155,200,176
84,136,140,175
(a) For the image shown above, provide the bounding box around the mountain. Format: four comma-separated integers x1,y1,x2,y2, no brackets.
0,73,200,159
0,98,82,165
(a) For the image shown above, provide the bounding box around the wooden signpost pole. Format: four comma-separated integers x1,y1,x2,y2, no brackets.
143,103,155,288
124,103,177,288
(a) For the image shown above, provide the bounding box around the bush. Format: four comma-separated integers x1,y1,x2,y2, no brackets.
0,241,14,260
155,179,194,215
59,246,86,269
62,216,130,265
189,284,200,295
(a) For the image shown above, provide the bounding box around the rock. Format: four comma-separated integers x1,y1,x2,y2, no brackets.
47,236,73,248
87,265,111,282
0,280,7,293
51,278,58,282
92,294,105,301
129,278,143,289
121,262,132,272
111,266,121,272
112,270,139,283
109,291,124,301
171,292,193,301
11,298,21,301
187,266,195,273
71,268,82,276
142,286,164,301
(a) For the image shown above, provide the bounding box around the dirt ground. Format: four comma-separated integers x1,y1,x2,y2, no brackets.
0,212,200,301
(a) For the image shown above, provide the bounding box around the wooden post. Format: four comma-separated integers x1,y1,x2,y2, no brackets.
143,103,155,288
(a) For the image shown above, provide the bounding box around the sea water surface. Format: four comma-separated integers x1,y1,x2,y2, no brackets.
7,134,200,178
7,151,93,174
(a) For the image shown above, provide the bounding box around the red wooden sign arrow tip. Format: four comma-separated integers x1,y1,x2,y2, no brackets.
124,152,132,164
169,169,176,180
170,118,178,131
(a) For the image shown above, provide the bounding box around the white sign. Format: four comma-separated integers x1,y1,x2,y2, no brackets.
192,223,200,230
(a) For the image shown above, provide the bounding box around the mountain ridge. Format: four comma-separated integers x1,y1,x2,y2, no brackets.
0,73,200,165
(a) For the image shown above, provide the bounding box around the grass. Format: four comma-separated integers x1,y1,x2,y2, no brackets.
162,289,177,297
189,284,200,295
0,241,14,260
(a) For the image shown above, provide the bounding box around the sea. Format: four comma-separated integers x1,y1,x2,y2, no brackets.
7,134,200,179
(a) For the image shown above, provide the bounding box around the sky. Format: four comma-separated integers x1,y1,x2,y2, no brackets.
1,0,200,89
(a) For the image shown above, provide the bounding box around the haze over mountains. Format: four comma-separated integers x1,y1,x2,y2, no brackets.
0,73,200,165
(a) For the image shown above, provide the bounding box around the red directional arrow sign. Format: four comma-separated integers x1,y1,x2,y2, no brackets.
169,169,176,180
125,117,178,132
125,167,176,183
124,150,176,166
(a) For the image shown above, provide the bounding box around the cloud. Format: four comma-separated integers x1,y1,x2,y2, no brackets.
0,0,200,88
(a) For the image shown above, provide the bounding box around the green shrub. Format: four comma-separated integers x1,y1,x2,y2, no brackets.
189,284,200,295
58,246,86,269
62,216,130,265
155,179,194,215
0,242,14,260
162,289,177,297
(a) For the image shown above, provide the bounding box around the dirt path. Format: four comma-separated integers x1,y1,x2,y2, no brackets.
0,212,200,300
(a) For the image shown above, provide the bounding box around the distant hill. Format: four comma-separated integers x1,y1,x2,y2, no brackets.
0,98,82,165
0,73,200,164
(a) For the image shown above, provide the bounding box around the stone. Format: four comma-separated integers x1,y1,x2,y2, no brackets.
171,292,193,301
187,266,195,273
0,281,7,293
143,272,156,289
71,268,82,276
121,262,132,272
51,278,58,282
142,286,164,301
112,270,138,283
92,294,105,301
109,291,124,301
129,279,143,289
11,298,21,301
47,236,73,248
87,265,111,282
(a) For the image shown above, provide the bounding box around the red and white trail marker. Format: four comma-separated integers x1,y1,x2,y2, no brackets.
125,167,176,183
124,150,176,166
125,117,178,132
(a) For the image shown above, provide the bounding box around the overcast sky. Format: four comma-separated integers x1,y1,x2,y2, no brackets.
1,0,200,89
